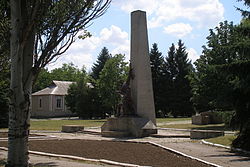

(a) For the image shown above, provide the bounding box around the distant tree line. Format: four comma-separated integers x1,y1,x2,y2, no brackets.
63,42,194,120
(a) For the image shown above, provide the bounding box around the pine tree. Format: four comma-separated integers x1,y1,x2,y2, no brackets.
149,43,166,116
174,40,194,117
166,40,194,117
91,47,111,80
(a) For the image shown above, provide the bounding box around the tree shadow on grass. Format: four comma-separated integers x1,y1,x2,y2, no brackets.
192,125,232,131
92,120,106,123
205,150,250,162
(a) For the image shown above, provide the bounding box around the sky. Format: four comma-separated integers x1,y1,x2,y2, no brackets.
47,0,246,72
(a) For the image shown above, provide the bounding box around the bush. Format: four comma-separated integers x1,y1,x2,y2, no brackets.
232,120,250,151
216,111,235,127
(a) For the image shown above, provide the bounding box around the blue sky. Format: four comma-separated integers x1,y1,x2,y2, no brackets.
47,0,246,71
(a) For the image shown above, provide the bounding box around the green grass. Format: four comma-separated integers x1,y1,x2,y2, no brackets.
159,123,230,131
30,119,106,131
29,118,191,131
205,135,236,147
3,117,229,131
156,117,191,123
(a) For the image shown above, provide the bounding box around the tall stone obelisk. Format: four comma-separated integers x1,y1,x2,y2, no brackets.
101,10,157,138
130,10,156,125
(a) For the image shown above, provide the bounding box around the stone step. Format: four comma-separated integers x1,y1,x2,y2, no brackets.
101,130,130,138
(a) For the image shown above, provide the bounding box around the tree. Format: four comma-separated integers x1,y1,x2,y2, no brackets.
0,0,10,128
33,63,84,92
50,63,82,81
236,0,250,18
65,72,97,119
223,1,250,150
91,47,111,80
8,1,111,166
149,43,168,117
189,2,250,149
189,21,242,113
32,68,52,92
166,40,194,117
97,54,128,115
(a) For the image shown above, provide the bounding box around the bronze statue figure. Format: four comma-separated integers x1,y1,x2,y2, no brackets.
117,66,136,117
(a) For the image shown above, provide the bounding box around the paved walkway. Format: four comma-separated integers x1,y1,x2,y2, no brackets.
1,127,250,167
0,150,114,167
31,128,249,167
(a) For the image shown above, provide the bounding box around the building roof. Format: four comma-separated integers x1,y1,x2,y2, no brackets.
32,80,74,96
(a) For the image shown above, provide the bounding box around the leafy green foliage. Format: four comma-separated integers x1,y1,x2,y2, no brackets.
33,63,84,92
190,11,250,150
97,54,128,115
189,21,241,112
65,77,97,119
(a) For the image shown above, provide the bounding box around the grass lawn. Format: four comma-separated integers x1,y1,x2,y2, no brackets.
205,135,236,147
159,123,231,131
156,117,191,123
3,117,230,131
28,117,192,131
30,119,106,131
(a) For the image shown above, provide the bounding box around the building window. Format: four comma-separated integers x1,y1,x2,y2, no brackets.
39,98,42,109
56,96,62,109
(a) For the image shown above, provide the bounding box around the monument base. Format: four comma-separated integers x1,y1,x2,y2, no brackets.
101,117,157,138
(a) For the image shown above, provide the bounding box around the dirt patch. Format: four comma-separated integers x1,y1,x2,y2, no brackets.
0,139,212,167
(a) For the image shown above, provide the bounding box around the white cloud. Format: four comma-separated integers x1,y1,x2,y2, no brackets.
116,0,224,29
100,25,130,61
47,26,130,71
100,25,128,46
164,23,192,37
47,37,97,71
187,48,199,63
113,0,157,15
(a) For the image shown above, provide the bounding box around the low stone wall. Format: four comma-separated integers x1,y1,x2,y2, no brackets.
192,115,210,125
192,111,223,125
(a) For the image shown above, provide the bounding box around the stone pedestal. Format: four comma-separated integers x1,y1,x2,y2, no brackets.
101,117,157,138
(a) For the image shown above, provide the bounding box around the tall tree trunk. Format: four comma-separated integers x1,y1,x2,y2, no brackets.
8,0,34,166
